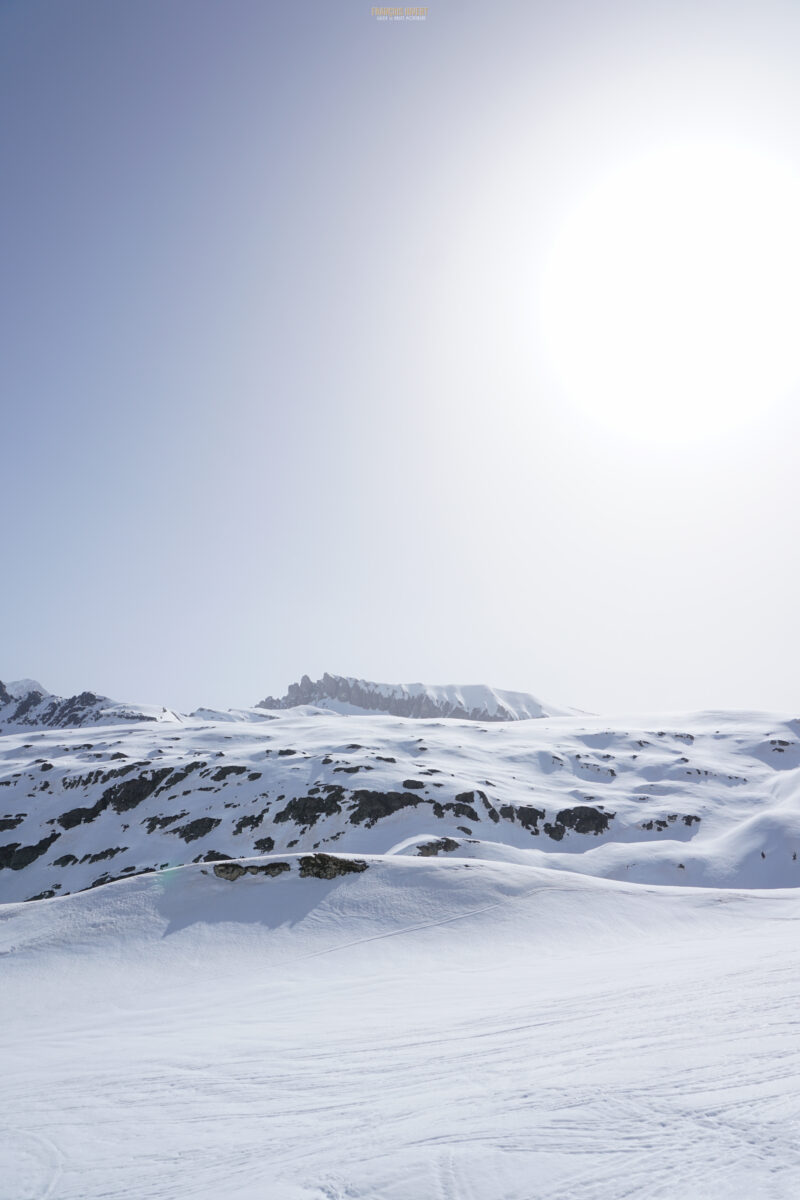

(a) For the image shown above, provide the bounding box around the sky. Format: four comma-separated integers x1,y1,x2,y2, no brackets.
3,0,800,716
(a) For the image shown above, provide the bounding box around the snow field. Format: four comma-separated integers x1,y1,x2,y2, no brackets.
2,857,799,1199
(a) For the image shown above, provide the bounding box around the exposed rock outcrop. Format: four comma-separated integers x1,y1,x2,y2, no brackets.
298,853,368,879
213,860,291,881
417,838,459,857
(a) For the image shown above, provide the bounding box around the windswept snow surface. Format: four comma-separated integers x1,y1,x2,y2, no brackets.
2,859,800,1199
3,678,800,1197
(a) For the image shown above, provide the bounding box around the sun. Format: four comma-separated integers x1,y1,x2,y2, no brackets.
538,143,800,441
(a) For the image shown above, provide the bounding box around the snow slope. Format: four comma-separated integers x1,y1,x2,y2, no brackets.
2,857,800,1199
1,691,799,902
3,675,800,1198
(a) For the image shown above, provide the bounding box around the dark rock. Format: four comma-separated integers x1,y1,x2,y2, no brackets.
80,846,127,865
143,811,188,834
210,765,247,782
555,805,614,835
157,761,206,791
544,805,614,840
11,691,43,721
402,779,426,790
446,800,480,821
248,861,290,877
473,791,500,824
170,817,221,843
213,860,246,881
348,790,424,828
517,805,545,831
253,836,275,853
274,795,343,827
499,803,546,832
417,838,459,856
212,859,291,881
103,767,173,814
233,810,267,835
0,830,60,870
57,796,109,829
298,853,368,879
641,819,669,832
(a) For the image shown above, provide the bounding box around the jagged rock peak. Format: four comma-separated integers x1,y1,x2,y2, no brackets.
0,679,178,730
256,673,565,721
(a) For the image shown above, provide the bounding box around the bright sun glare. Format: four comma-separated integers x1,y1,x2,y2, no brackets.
539,143,800,440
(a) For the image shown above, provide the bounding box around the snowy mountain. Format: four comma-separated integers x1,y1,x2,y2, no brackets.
1,673,799,903
0,679,177,731
256,672,568,720
3,672,800,1198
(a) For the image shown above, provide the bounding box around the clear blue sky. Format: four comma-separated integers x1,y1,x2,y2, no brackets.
3,0,800,715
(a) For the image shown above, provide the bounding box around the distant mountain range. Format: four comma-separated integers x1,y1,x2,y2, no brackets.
256,673,569,721
0,673,566,730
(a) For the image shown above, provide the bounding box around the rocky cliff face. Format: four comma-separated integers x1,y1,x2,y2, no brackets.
256,673,560,721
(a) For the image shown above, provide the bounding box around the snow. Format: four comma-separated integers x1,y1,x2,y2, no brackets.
2,858,800,1199
2,702,800,901
2,678,800,1196
5,679,50,699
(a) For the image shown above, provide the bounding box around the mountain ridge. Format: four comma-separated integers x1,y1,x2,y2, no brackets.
1,682,798,902
0,679,176,731
256,672,568,721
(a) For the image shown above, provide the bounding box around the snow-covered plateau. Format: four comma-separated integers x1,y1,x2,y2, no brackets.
2,675,800,1198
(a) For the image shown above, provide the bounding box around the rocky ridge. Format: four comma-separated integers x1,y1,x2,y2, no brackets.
0,680,176,732
256,672,564,721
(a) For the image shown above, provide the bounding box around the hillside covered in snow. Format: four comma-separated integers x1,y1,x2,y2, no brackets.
1,676,799,902
3,674,800,1199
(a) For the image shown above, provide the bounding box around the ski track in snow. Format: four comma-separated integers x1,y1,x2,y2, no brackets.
3,682,800,1198
2,861,800,1199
